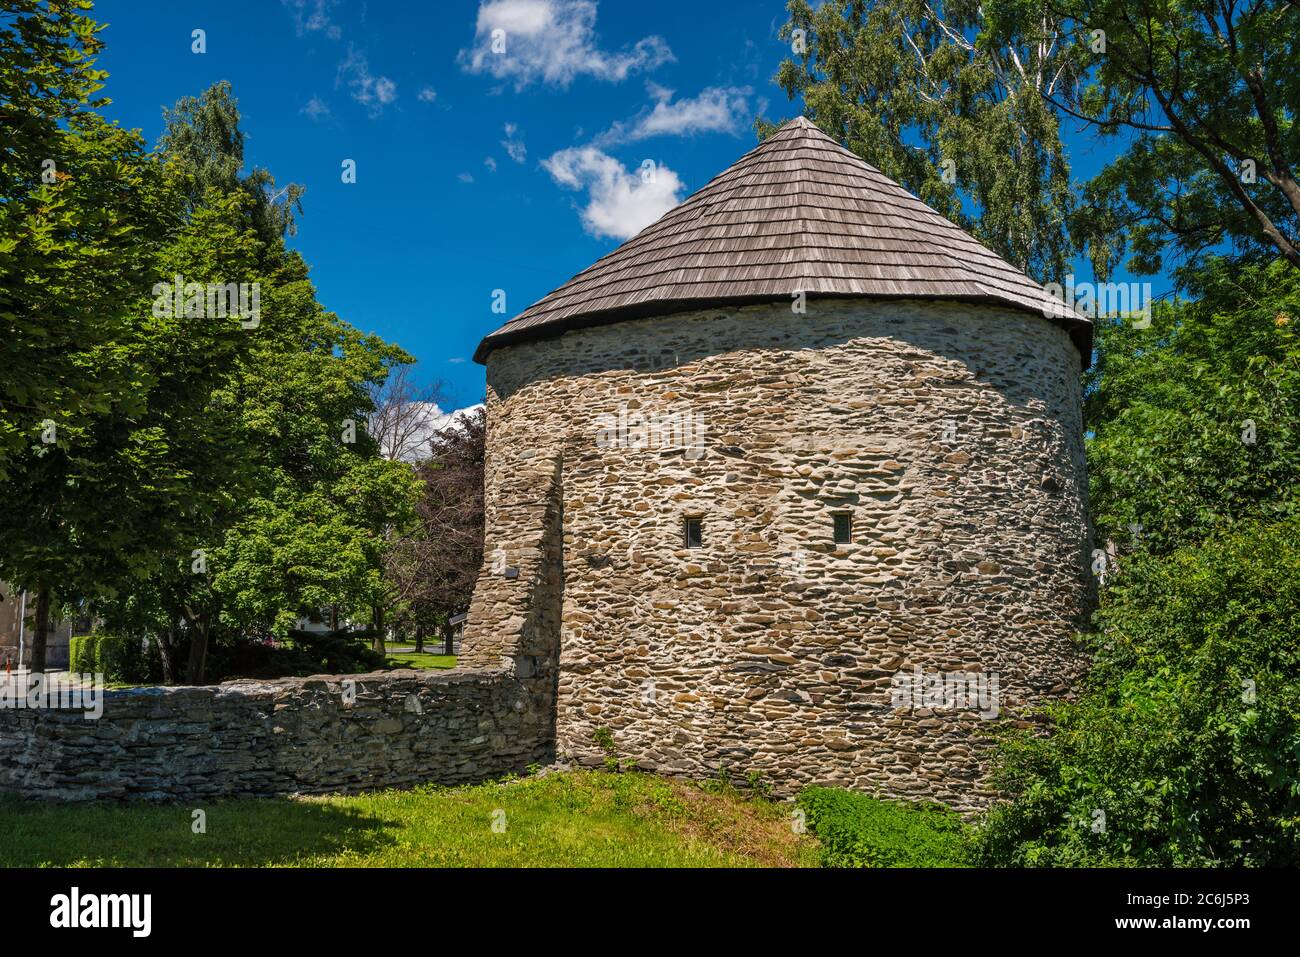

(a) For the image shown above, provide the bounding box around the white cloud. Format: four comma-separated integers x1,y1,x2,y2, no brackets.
484,156,498,172
598,84,751,145
543,146,683,240
418,86,437,103
458,172,475,183
459,0,673,89
502,122,527,163
300,95,331,121
283,0,342,39
336,45,397,115
370,402,481,462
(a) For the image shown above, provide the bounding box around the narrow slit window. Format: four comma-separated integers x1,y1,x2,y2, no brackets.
684,517,704,549
832,513,853,545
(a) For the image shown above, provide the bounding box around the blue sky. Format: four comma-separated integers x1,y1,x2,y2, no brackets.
92,0,1154,412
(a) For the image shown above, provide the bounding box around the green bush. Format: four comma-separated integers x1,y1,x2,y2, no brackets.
973,519,1300,867
285,628,386,674
797,786,970,867
69,633,149,684
1083,257,1300,557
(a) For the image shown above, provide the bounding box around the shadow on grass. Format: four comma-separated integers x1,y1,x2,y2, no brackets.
0,795,401,868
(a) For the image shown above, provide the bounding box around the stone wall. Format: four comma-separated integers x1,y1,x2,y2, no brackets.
472,298,1093,812
0,668,551,801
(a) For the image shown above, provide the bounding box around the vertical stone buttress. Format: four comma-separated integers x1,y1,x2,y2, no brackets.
458,445,564,763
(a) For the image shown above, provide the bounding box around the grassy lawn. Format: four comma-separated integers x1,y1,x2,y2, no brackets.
0,771,819,868
383,652,455,670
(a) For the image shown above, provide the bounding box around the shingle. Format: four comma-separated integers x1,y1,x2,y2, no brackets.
474,116,1092,365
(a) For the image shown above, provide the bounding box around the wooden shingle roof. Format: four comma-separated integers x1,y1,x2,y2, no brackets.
474,116,1091,366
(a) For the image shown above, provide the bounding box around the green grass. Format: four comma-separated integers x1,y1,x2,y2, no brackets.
0,771,819,868
797,786,971,867
383,652,455,670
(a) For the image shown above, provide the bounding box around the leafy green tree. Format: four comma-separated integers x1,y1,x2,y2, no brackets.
158,80,305,243
974,518,1300,866
767,0,1083,282
1085,257,1300,555
1056,0,1300,276
65,77,418,683
0,1,174,667
94,229,418,682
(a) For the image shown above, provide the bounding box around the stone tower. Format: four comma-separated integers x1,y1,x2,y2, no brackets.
461,117,1093,811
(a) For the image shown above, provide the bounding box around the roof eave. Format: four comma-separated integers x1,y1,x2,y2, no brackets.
473,293,1094,369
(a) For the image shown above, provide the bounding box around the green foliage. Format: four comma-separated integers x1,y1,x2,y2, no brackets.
981,255,1300,867
0,2,177,672
159,80,305,241
284,629,386,675
68,633,149,685
1061,1,1300,275
61,68,421,681
1085,258,1300,555
974,519,1300,866
0,0,154,479
746,770,773,798
591,725,623,772
0,0,418,681
797,786,971,867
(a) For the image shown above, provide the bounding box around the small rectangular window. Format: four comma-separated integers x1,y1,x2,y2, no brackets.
832,513,852,545
684,517,703,548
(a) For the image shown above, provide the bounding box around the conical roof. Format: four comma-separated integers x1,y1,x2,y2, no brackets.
474,116,1091,365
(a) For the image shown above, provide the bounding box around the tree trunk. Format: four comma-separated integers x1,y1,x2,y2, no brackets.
444,622,454,657
157,631,176,686
29,586,50,673
371,605,385,654
330,604,338,631
414,624,425,654
185,613,210,685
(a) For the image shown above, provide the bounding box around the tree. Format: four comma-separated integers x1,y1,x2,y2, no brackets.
102,247,419,682
1054,1,1300,276
159,80,305,242
767,0,1084,283
83,80,417,683
974,518,1300,866
1084,257,1300,556
366,365,451,464
769,1,1300,283
0,1,175,668
385,407,485,655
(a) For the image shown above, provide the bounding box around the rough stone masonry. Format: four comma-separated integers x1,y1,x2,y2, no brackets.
464,299,1093,813
0,669,552,801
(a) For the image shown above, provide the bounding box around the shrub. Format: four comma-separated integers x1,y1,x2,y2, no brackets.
1084,257,1300,557
285,628,386,674
69,633,149,684
973,519,1300,867
797,786,970,867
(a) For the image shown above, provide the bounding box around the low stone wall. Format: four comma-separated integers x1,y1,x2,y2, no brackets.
0,668,553,801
